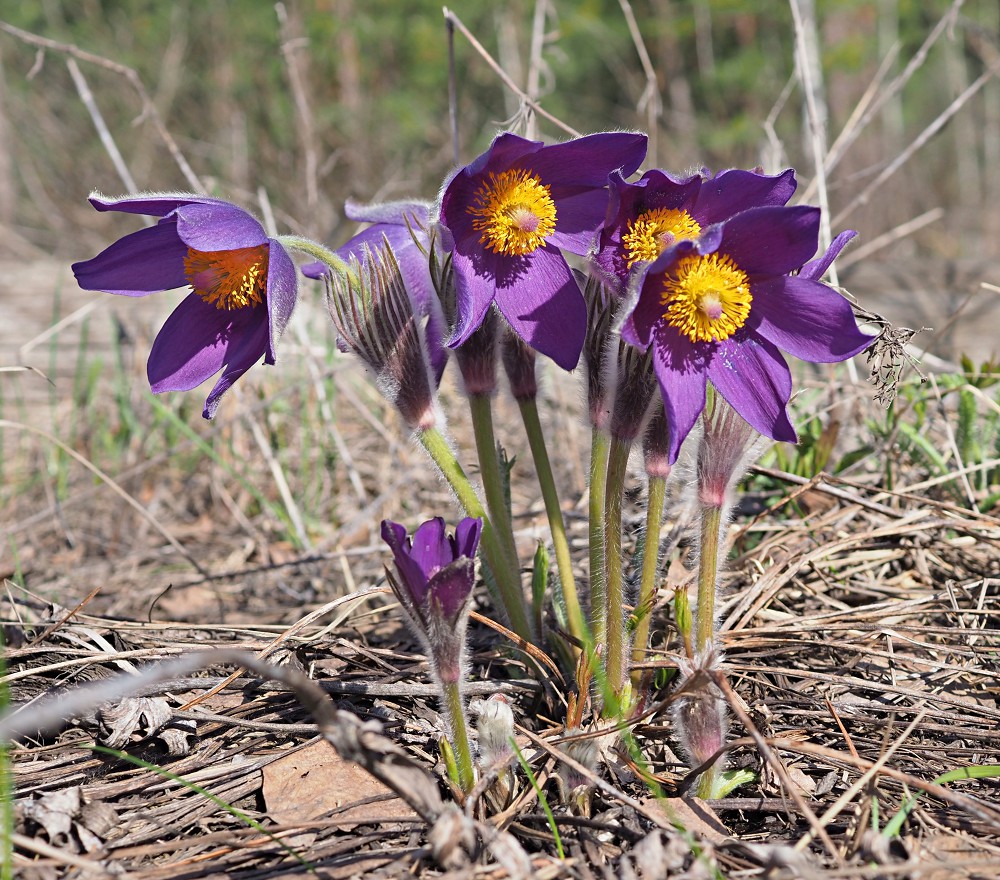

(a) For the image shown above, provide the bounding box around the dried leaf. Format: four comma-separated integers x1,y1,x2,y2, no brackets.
97,696,173,748
262,739,416,832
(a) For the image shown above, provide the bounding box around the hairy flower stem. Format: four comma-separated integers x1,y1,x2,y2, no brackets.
441,675,476,794
696,503,724,652
416,426,533,642
630,472,666,689
603,435,633,697
278,235,351,276
516,397,586,650
468,392,521,569
588,429,610,649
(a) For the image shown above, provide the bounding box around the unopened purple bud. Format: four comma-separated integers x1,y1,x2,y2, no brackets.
642,398,672,480
454,308,499,396
582,274,616,431
609,341,657,443
501,329,538,402
326,242,440,430
697,389,761,508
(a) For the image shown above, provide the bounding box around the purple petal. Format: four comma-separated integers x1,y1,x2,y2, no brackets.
427,558,475,621
265,239,297,364
409,517,454,576
88,192,222,217
475,132,543,174
202,313,271,419
301,260,327,280
380,520,429,605
518,132,648,186
345,199,430,227
547,186,615,255
147,293,231,393
145,292,270,419
800,229,856,281
454,517,483,559
650,324,710,463
718,206,820,277
492,246,586,370
748,275,874,362
72,223,189,295
707,332,796,443
692,168,797,224
439,167,482,252
447,249,498,348
172,201,267,252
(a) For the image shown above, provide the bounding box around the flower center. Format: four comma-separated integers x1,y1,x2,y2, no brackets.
469,169,557,256
660,253,752,343
184,245,269,310
622,208,702,266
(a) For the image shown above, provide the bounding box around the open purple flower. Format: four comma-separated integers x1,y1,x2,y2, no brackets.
438,131,647,370
593,167,798,294
72,193,297,419
622,205,873,462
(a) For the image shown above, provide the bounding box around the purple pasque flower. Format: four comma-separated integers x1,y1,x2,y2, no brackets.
303,200,448,383
72,193,297,419
593,166,798,294
381,517,482,676
622,206,874,463
438,131,647,370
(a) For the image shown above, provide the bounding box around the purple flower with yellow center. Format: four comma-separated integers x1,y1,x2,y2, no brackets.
622,205,873,462
72,193,296,419
438,131,647,370
593,167,798,293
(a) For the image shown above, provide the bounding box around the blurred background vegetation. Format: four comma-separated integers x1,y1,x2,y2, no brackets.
0,0,998,262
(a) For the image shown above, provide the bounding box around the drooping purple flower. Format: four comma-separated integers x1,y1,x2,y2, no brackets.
381,517,482,638
593,167,798,294
72,192,297,419
303,200,447,382
438,131,647,370
622,205,874,463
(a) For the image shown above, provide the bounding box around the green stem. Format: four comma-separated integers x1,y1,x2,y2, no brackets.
630,472,666,689
696,504,723,653
441,676,475,794
467,393,530,632
588,429,610,649
517,397,586,649
695,760,721,801
416,426,533,642
603,435,632,696
278,235,351,275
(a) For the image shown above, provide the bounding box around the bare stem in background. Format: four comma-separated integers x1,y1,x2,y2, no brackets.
0,20,203,192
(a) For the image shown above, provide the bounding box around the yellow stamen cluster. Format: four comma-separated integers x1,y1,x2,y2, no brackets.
469,169,557,256
185,245,268,310
622,208,702,266
660,253,752,344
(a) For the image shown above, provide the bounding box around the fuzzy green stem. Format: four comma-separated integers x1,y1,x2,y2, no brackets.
467,392,525,619
630,473,667,689
517,397,586,649
278,235,351,276
588,429,610,649
603,435,633,695
695,758,721,800
696,504,724,653
441,676,475,794
416,426,533,642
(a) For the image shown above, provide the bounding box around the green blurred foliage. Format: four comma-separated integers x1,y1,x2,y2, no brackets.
0,0,996,256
